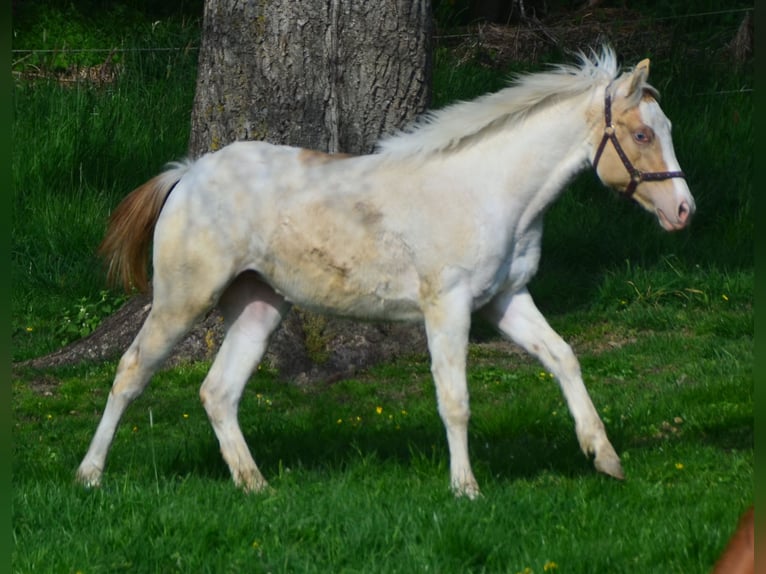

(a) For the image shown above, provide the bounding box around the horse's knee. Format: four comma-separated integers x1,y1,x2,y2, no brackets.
436,387,470,426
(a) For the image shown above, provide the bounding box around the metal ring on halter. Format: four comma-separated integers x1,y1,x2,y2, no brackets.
592,83,685,198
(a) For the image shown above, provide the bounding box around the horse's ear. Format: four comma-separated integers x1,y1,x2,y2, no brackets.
626,58,650,96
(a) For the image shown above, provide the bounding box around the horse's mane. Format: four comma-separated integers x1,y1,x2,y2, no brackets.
376,45,623,158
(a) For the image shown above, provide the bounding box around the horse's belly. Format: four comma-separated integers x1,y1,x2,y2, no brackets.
259,222,423,321
266,262,423,321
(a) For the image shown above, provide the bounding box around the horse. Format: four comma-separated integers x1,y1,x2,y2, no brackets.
76,46,694,498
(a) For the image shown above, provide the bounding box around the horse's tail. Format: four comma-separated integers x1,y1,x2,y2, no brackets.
99,160,192,293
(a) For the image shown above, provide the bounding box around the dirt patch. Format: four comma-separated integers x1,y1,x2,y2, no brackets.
15,372,61,397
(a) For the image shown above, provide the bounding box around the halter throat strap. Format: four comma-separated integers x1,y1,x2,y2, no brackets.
592,84,685,198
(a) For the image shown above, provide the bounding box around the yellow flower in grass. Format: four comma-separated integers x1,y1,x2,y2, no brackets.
544,561,559,571
675,462,684,470
376,406,383,415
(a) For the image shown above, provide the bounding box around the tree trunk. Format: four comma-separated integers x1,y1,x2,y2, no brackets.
189,0,432,156
187,0,434,382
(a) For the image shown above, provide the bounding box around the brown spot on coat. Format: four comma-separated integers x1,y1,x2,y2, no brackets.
297,149,354,166
353,201,383,226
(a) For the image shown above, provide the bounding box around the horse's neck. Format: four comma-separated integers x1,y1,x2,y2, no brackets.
424,94,593,233
448,93,596,225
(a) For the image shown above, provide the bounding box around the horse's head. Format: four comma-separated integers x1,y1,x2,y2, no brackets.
592,58,695,231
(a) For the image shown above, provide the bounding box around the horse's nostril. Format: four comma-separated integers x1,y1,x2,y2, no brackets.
678,201,690,223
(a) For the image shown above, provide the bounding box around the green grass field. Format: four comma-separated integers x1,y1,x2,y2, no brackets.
13,295,752,572
12,2,753,572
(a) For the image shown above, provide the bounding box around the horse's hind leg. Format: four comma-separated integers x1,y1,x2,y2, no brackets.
76,294,210,488
199,272,289,492
483,288,624,480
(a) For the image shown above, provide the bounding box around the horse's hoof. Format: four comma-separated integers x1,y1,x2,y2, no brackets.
594,453,624,480
452,480,481,500
236,470,271,494
75,467,103,489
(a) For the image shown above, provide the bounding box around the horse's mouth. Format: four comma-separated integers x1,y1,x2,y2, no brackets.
656,208,686,231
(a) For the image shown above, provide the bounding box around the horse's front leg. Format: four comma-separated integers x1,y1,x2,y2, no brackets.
423,290,479,499
483,287,624,480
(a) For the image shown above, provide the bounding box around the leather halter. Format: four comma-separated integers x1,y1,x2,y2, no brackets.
592,85,685,198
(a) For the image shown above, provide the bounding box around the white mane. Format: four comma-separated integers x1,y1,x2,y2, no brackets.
376,46,620,158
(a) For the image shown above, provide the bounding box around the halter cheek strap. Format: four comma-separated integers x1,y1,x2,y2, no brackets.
592,85,685,198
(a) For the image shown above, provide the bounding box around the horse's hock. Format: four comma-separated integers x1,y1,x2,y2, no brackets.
21,295,428,384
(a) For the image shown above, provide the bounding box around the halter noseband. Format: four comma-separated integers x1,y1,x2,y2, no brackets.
592,85,685,198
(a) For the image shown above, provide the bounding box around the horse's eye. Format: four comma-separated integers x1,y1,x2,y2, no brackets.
633,128,652,144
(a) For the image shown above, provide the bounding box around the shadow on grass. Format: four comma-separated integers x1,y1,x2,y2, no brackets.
150,414,608,490
56,413,751,497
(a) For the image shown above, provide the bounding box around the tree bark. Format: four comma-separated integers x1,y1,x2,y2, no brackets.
189,0,432,156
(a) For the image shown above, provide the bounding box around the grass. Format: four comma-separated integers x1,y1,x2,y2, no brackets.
12,17,199,361
13,289,752,572
12,2,753,573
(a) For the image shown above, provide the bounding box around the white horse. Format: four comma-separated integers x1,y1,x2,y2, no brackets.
76,46,694,498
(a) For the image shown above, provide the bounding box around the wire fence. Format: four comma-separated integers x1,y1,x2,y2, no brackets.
11,5,752,95
11,6,752,54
